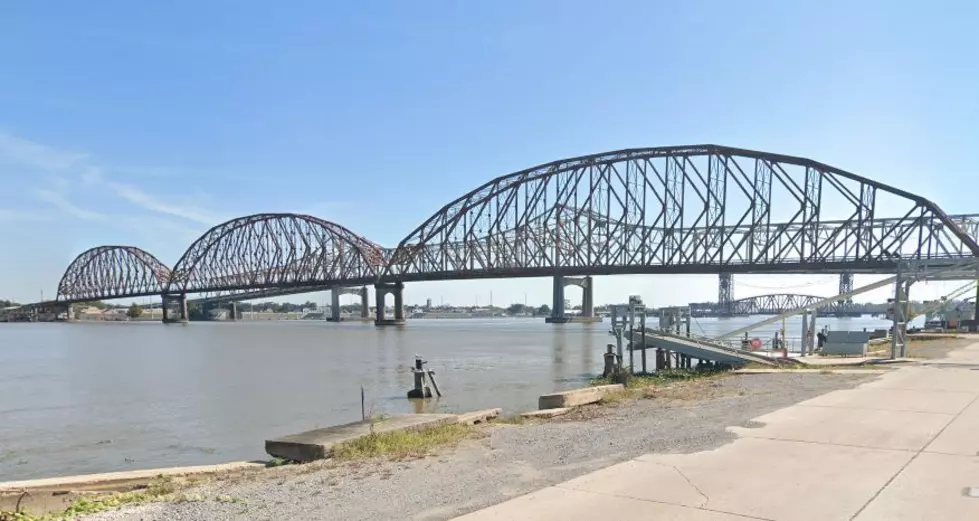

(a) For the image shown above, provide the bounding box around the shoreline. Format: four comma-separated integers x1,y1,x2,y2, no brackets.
5,336,972,520
1,371,881,520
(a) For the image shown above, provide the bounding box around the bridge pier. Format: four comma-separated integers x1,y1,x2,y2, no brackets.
374,282,405,326
229,302,238,321
162,294,188,324
330,286,370,322
545,275,599,323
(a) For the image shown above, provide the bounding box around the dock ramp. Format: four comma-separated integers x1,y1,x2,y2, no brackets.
632,331,786,367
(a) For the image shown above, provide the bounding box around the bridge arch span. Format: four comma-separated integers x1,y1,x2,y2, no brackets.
57,246,172,302
166,213,387,294
386,145,979,281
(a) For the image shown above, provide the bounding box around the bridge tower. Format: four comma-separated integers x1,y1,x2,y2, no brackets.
161,294,188,324
374,282,405,326
718,273,734,316
330,286,370,322
836,272,855,316
545,275,596,323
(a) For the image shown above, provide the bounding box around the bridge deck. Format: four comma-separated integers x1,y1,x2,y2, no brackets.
632,330,781,367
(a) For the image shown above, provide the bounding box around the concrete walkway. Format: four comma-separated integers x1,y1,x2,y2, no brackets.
454,343,979,521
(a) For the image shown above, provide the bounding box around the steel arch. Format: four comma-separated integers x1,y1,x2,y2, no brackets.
166,213,387,294
385,145,979,280
57,246,172,302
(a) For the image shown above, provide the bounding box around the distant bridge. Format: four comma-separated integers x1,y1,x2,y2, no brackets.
18,144,979,324
689,294,855,317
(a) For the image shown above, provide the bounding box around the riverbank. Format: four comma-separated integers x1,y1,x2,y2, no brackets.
33,370,872,521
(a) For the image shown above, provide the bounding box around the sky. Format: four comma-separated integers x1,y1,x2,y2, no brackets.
1,1,977,308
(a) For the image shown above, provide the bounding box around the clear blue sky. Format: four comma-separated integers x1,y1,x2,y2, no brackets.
1,1,976,306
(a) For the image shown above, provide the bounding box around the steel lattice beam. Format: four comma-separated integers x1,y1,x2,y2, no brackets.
47,146,979,305
57,246,172,302
166,213,387,295
386,145,979,281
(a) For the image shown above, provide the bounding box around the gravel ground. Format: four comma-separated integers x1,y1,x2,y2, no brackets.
86,372,875,521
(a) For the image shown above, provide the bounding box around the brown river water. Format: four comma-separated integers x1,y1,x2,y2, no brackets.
0,315,894,481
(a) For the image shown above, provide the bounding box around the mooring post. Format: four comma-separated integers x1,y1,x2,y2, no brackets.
407,355,432,399
603,344,617,378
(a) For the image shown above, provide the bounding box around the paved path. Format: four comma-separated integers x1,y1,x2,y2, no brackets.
453,343,979,521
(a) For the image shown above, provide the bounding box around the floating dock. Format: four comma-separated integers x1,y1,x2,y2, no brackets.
631,330,784,367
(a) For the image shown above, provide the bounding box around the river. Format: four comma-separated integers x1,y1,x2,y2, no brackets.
0,315,900,481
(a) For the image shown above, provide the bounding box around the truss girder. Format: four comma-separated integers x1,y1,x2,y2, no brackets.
731,294,825,315
386,145,979,281
166,213,387,294
57,246,172,302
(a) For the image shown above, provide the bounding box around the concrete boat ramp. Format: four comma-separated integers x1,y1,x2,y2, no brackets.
632,330,785,367
266,409,499,462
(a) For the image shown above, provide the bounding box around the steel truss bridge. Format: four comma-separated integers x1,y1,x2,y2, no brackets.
29,145,979,320
689,294,855,317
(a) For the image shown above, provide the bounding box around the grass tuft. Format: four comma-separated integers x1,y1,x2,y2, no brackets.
330,424,477,461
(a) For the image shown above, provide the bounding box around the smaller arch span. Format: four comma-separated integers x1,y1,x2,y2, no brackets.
166,213,387,294
57,246,172,303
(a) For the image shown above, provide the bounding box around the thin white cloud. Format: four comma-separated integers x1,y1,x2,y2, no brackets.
107,182,221,225
0,132,88,171
0,210,51,222
34,188,107,221
0,130,222,226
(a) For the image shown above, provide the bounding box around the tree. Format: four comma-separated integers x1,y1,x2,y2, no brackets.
506,303,526,315
537,304,551,316
303,301,317,310
126,303,143,318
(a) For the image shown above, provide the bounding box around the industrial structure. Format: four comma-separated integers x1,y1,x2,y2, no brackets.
6,145,979,326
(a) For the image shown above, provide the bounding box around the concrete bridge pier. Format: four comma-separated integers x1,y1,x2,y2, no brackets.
330,286,371,322
545,275,599,323
545,275,569,323
374,282,405,326
162,294,189,324
229,302,238,321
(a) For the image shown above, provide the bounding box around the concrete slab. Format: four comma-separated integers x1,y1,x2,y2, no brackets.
853,452,979,521
520,407,572,419
926,400,979,456
797,356,898,366
456,408,501,425
730,404,953,451
634,438,913,521
538,384,623,409
558,459,709,508
0,461,264,493
265,413,457,462
452,485,757,521
797,387,976,415
732,368,889,375
860,366,979,393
